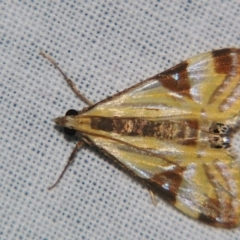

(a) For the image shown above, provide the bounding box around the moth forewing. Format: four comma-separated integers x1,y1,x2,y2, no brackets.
42,48,240,228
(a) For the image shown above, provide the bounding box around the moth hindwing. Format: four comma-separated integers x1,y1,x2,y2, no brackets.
42,48,240,228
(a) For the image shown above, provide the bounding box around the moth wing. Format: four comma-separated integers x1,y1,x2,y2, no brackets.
86,134,240,228
85,48,240,123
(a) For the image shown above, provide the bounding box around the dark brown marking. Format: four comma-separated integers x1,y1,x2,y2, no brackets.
208,80,227,105
212,48,240,75
179,120,198,145
91,118,198,145
199,212,217,226
198,198,237,228
149,167,184,203
179,138,197,145
200,163,238,227
208,122,231,148
91,117,114,132
185,120,199,130
209,49,240,106
155,61,191,98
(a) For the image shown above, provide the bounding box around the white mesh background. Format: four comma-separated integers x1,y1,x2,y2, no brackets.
1,1,240,239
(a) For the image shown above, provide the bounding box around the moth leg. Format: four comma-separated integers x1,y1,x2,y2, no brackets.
48,141,84,190
40,51,93,106
149,189,157,206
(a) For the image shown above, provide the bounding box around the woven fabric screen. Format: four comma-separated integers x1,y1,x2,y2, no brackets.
1,1,240,239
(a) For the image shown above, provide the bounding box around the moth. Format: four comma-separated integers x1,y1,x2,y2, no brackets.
41,48,240,228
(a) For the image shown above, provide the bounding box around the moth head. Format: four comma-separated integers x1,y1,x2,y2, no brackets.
54,109,78,136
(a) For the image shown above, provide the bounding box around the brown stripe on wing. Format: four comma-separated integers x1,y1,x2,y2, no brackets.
219,80,240,112
198,162,238,228
149,166,185,203
214,160,236,194
212,48,240,75
199,204,238,227
198,199,238,228
207,74,233,105
208,49,240,108
152,61,191,98
218,49,240,110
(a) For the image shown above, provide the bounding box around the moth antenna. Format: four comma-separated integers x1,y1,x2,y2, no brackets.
40,51,93,106
48,141,84,190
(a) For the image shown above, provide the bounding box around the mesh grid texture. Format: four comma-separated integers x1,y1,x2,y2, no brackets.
1,1,240,239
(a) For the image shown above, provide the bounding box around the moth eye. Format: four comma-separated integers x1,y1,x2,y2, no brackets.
64,109,78,136
65,109,78,116
64,127,77,136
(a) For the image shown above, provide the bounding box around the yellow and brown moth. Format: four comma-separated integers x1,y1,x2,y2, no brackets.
41,48,240,228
